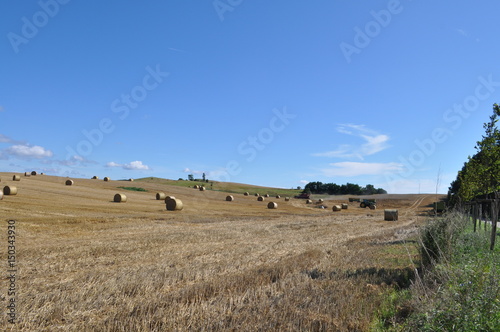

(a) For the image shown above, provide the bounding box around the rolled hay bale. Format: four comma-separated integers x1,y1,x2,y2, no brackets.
156,192,167,200
166,198,183,211
113,193,127,203
285,197,290,201
199,186,206,191
341,203,348,209
264,194,270,198
244,192,249,196
194,185,200,189
226,195,234,201
306,199,313,204
267,202,278,209
332,205,342,212
129,178,134,182
104,177,110,182
276,195,281,199
12,175,21,181
31,171,37,176
92,176,99,179
255,193,259,197
0,190,3,200
369,204,377,210
257,196,265,202
4,186,18,195
24,172,30,177
165,196,176,201
65,179,74,186
384,209,398,221
318,199,324,203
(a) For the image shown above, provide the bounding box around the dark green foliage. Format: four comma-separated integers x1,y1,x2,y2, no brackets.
303,181,386,195
117,186,147,192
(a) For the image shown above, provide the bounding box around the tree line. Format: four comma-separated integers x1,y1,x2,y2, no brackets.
303,181,387,195
448,104,500,205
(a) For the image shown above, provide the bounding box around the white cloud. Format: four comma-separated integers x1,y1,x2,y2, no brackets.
107,161,150,170
5,144,53,159
299,180,309,185
183,167,204,175
313,124,389,160
321,162,403,177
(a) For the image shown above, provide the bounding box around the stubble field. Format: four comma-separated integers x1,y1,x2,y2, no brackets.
0,172,442,331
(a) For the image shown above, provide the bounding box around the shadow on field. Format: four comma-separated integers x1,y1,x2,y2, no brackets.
304,267,418,289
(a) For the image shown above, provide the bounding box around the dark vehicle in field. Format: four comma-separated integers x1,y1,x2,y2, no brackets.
294,193,311,199
360,199,377,209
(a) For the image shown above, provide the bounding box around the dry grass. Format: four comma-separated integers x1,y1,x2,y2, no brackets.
0,172,439,331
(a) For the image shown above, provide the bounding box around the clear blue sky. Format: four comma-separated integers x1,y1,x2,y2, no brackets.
1,0,500,193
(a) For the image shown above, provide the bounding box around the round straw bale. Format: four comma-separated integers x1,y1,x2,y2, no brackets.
4,186,18,195
384,209,398,221
194,185,200,189
0,191,3,200
244,192,249,196
65,179,74,186
12,175,21,181
264,194,270,197
165,196,176,201
306,199,313,204
226,195,234,201
255,193,259,197
318,199,324,203
166,198,183,211
276,195,281,199
156,192,167,200
341,203,348,209
92,176,99,179
332,205,341,211
31,171,37,176
369,204,377,210
24,172,30,177
199,186,206,191
267,202,278,209
285,197,290,201
129,178,134,182
257,196,265,201
114,193,127,202
104,177,110,182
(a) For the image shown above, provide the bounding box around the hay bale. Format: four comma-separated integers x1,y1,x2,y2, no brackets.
104,177,110,182
199,186,206,191
244,192,249,196
341,203,348,209
165,196,176,201
318,199,324,203
24,172,30,177
267,202,278,209
306,199,313,204
166,198,183,211
226,195,234,201
332,205,341,211
12,175,20,181
285,197,290,201
31,171,37,176
264,194,270,197
114,193,127,202
384,209,398,221
65,179,74,186
369,204,377,210
156,192,167,200
129,179,134,182
276,195,281,199
4,186,18,195
0,190,3,200
255,193,259,197
92,176,99,179
194,185,200,189
257,196,265,201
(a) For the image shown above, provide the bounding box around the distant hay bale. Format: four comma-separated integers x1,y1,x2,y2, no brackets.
226,195,234,201
12,175,20,181
264,194,270,197
384,209,398,221
129,179,134,182
31,171,37,176
255,193,259,197
165,196,176,201
113,193,127,202
194,185,200,189
166,198,183,211
306,199,313,204
199,186,206,191
40,173,44,175
0,191,3,200
104,177,110,182
369,204,377,210
65,180,74,186
267,202,278,209
244,192,249,196
92,176,99,179
332,205,341,211
156,192,167,200
285,197,290,201
276,195,281,199
341,203,348,209
257,196,265,201
318,199,324,203
24,172,30,177
4,186,18,195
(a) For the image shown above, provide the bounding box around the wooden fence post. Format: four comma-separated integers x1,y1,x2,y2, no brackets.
491,197,499,251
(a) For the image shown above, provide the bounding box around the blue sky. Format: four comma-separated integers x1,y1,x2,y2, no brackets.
1,0,500,193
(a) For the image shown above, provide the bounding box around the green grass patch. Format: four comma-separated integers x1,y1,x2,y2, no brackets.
117,186,148,192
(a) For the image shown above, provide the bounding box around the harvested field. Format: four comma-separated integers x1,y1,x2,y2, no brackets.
0,172,442,331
